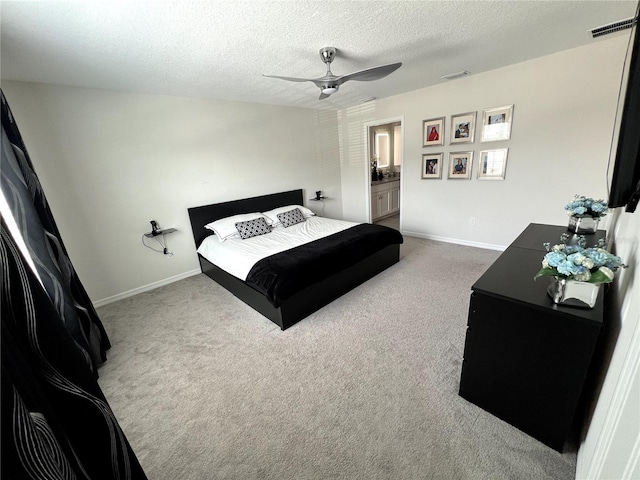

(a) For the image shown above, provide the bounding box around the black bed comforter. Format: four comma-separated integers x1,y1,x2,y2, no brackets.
245,224,403,308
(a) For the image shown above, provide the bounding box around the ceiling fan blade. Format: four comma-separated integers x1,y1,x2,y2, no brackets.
335,62,402,85
264,73,331,89
262,74,317,83
319,91,331,100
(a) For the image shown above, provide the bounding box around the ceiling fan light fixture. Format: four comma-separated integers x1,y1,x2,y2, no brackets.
322,85,338,94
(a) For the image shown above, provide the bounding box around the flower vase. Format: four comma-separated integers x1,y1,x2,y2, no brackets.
568,216,599,234
547,277,600,309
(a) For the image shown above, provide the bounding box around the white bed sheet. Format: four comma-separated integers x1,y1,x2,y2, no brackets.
196,216,359,281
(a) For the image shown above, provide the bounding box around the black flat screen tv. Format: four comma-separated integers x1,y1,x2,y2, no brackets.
609,9,640,213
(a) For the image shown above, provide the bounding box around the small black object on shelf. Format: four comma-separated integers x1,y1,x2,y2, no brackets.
144,227,177,238
145,220,177,238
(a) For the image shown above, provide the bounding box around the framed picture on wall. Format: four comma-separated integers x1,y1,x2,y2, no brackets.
450,112,476,144
422,153,443,179
422,117,445,146
480,105,514,142
448,151,474,179
478,149,509,180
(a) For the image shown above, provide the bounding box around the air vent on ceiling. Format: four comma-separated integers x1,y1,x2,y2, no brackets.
441,70,470,80
590,17,635,38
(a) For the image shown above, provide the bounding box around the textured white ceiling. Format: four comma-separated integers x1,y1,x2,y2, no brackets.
1,1,637,110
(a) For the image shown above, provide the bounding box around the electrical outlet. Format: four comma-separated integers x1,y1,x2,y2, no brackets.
469,217,476,226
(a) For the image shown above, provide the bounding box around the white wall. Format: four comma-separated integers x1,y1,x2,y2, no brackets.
0,82,342,304
4,36,627,302
577,208,640,480
339,35,628,249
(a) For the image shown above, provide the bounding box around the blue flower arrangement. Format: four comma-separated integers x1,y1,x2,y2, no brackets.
535,234,626,284
564,195,608,218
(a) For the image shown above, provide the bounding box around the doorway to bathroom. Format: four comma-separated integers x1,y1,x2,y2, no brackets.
366,117,403,230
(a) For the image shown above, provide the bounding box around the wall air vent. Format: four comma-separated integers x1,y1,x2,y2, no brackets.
590,17,635,38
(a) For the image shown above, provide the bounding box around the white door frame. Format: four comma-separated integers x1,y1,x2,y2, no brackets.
363,115,404,224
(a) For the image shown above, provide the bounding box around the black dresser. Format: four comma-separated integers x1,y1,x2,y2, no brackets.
458,223,605,452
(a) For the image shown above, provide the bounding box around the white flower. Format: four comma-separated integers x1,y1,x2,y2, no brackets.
598,266,615,281
573,270,591,282
582,258,595,269
571,253,586,265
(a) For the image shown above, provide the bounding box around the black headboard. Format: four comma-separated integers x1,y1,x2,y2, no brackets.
187,189,304,247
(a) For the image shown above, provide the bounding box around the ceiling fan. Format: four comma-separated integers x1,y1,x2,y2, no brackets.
263,47,402,100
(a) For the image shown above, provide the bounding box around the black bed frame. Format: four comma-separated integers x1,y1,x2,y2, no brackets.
187,189,400,330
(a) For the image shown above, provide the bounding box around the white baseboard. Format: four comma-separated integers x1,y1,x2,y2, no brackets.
402,230,507,252
93,233,503,308
92,268,201,308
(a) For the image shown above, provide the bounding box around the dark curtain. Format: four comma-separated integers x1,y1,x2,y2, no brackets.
1,219,148,479
1,89,109,373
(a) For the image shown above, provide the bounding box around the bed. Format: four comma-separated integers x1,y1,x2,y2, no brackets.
187,189,403,330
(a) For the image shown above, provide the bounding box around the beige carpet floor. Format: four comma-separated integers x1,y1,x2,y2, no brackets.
97,235,577,480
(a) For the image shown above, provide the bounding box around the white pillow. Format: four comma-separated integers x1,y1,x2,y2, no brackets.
263,205,315,226
205,213,270,242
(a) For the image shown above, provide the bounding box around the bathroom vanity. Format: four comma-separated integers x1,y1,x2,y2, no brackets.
371,177,400,221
